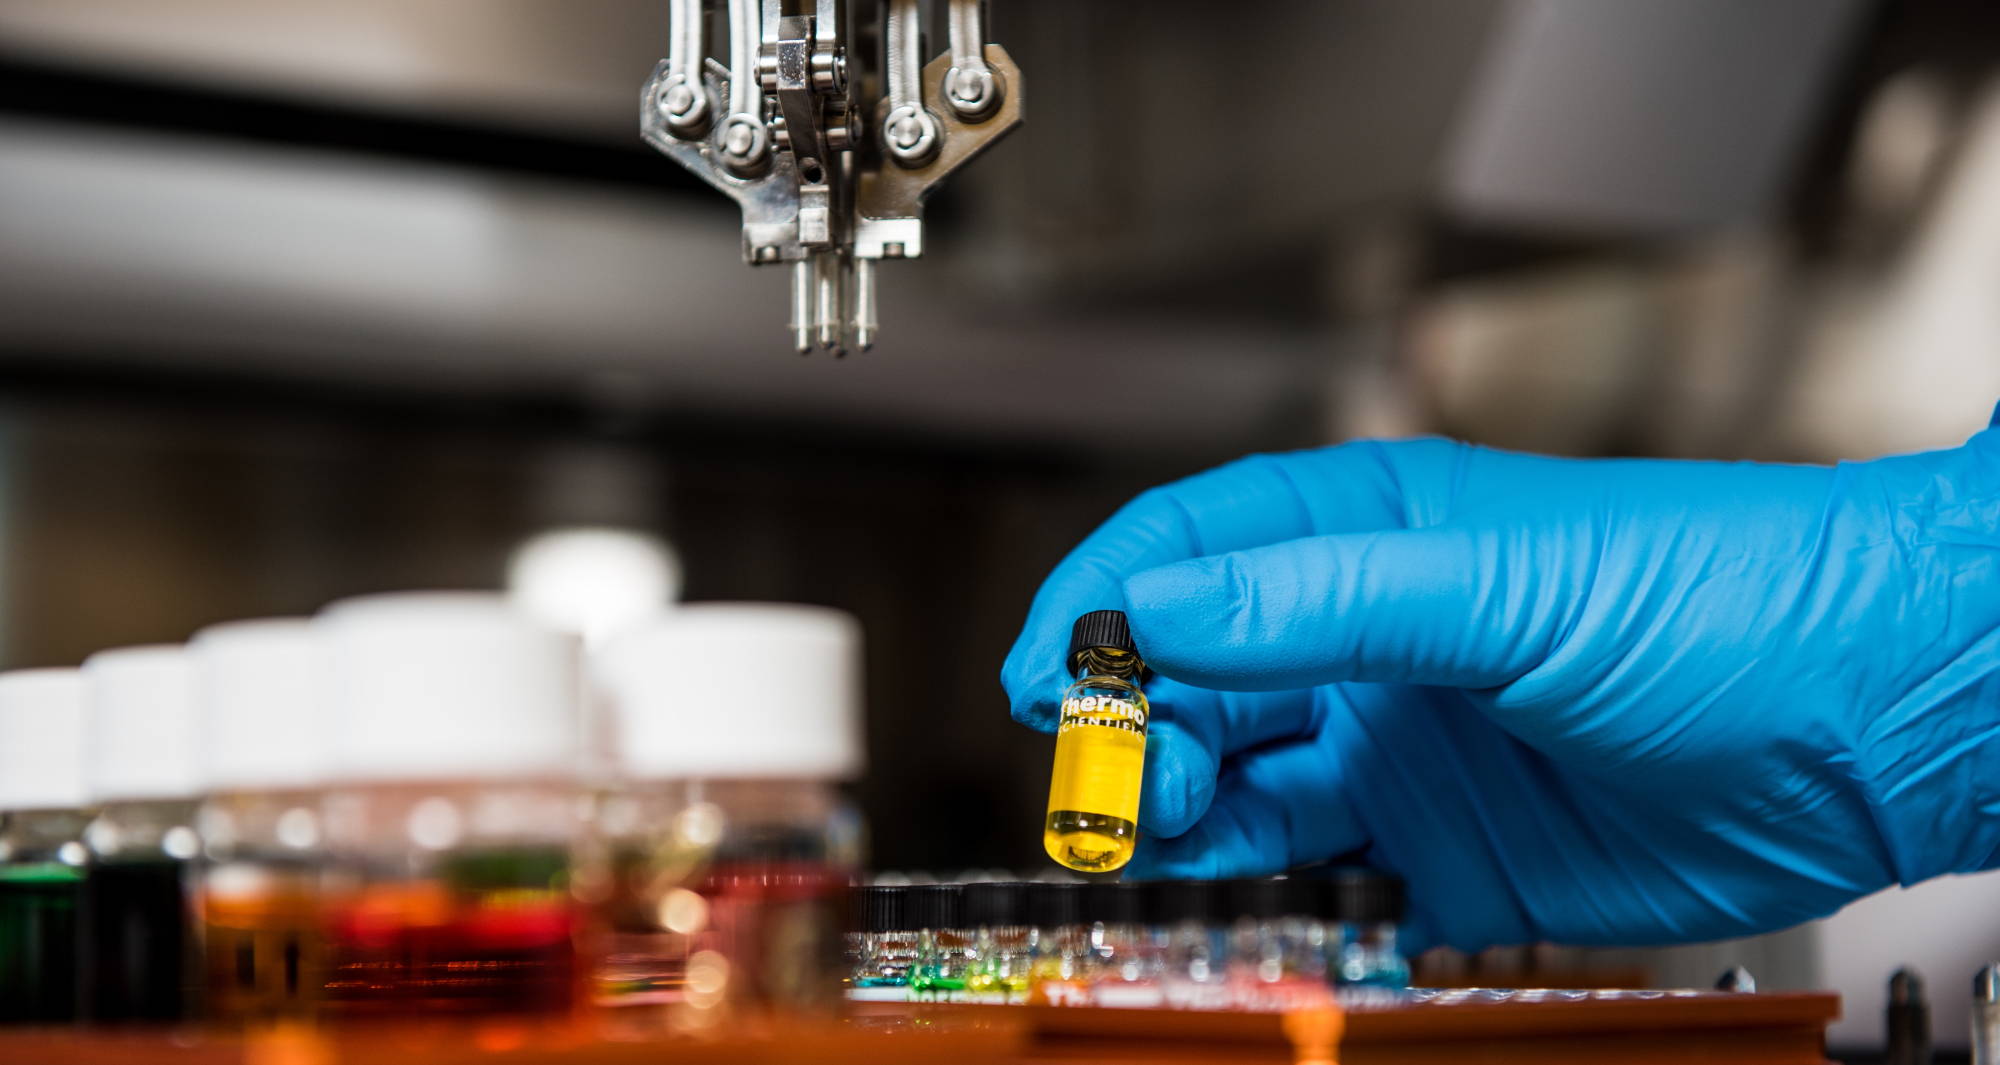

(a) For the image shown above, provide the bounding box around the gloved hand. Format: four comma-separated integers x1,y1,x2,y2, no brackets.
1003,416,2000,952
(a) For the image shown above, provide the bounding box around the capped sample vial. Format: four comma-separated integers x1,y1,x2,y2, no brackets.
584,604,863,1032
848,885,916,998
315,593,584,1021
0,669,90,1025
1226,877,1317,985
79,646,206,1024
908,884,971,999
962,881,1030,1001
1025,881,1090,1005
1150,879,1228,1011
1325,868,1409,988
1225,877,1333,1010
1085,881,1157,997
1043,611,1149,873
190,619,333,1026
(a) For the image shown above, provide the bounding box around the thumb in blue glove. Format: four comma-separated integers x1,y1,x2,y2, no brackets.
1002,418,2000,953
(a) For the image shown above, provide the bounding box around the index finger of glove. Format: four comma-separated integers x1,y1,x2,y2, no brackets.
1002,445,1421,731
1138,677,1322,838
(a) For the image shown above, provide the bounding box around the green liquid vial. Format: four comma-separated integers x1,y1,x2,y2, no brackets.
0,848,86,1024
0,669,92,1025
906,884,969,998
1043,611,1148,873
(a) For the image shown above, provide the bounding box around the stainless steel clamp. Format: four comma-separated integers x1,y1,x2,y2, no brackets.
641,0,1024,354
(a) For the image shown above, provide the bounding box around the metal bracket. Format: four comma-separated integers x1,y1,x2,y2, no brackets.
642,0,1022,353
856,43,1024,260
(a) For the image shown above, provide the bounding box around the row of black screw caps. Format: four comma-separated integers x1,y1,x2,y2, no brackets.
851,872,1405,935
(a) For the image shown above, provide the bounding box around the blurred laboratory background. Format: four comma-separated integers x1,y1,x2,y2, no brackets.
4,0,2000,1051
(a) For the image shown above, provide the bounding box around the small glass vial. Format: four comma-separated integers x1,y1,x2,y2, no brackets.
907,884,971,1000
1025,882,1090,1006
1326,868,1410,988
1151,879,1228,1010
79,647,207,1025
1226,878,1332,1010
582,605,864,1035
0,669,91,1025
1044,612,1150,873
316,594,584,1022
848,885,916,998
962,881,1030,1002
191,619,333,1028
1084,881,1159,1006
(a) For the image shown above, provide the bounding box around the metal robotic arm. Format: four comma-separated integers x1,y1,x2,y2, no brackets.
641,0,1023,354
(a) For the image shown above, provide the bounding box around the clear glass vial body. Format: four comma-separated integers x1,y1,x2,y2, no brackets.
0,808,91,1024
1159,916,1232,1011
318,779,582,1020
1043,648,1149,873
911,926,975,995
197,789,328,1026
81,798,204,1024
1229,915,1329,985
852,928,918,989
965,923,1032,998
1092,917,1157,985
1332,920,1411,988
577,778,859,1032
1025,921,1092,1004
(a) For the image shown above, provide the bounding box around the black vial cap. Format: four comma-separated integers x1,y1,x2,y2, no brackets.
1085,881,1147,925
1067,610,1139,673
963,881,1028,928
854,885,906,934
1028,882,1084,928
1227,876,1310,921
908,884,964,930
1145,879,1219,925
1889,966,1925,1006
1322,868,1407,924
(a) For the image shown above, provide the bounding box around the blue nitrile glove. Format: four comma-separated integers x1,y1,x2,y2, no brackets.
1003,414,2000,953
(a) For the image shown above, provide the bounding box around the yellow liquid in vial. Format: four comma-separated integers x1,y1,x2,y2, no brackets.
1043,703,1145,872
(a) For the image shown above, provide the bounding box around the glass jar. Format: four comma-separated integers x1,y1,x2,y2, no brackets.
0,808,91,1024
579,778,859,1032
319,780,582,1020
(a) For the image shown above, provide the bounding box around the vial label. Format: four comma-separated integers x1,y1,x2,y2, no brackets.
1033,979,1094,1007
1057,695,1146,732
1047,719,1144,817
1044,692,1148,872
1091,983,1166,1010
845,986,913,1002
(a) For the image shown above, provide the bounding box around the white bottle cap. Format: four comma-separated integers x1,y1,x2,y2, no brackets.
0,668,88,810
593,602,863,780
191,618,332,793
318,592,580,782
82,645,200,804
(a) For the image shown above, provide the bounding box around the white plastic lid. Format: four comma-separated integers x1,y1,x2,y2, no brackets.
506,527,683,648
82,645,201,803
0,668,88,810
593,602,863,780
191,618,332,792
318,592,580,782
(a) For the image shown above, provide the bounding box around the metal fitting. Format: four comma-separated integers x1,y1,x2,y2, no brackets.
718,113,772,177
656,73,710,137
882,104,941,167
812,50,847,93
943,65,1001,122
